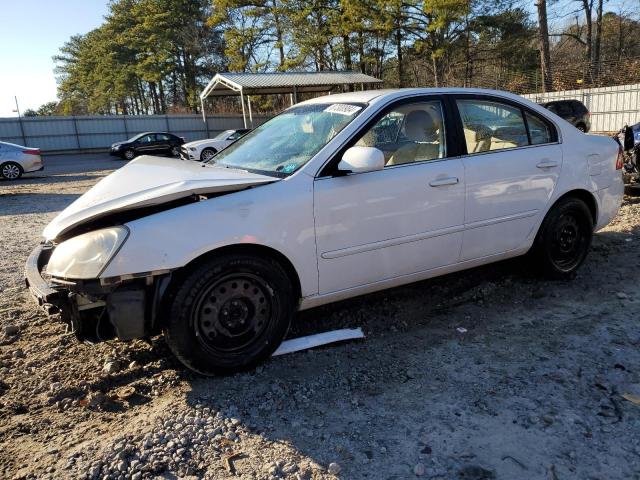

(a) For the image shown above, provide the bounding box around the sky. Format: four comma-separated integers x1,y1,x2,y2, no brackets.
0,0,109,117
0,0,635,118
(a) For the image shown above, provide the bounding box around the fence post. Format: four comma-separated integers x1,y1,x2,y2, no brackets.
123,115,129,139
204,115,210,138
164,115,170,133
17,116,27,146
72,116,81,149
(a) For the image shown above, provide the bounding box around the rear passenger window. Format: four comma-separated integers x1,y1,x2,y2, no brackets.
525,112,552,145
456,99,529,153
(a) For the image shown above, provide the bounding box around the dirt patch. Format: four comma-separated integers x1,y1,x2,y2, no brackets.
1,167,639,479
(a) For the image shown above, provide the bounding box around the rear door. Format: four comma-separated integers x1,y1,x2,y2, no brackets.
314,96,466,294
155,133,172,153
453,95,563,260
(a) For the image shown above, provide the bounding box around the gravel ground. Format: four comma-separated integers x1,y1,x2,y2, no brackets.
1,155,639,480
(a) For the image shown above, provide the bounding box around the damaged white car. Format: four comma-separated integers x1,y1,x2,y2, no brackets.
26,88,624,375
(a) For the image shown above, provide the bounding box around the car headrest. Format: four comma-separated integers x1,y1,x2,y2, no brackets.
404,110,437,142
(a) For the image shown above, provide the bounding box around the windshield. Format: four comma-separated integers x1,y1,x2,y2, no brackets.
213,130,234,141
127,133,145,142
208,103,364,175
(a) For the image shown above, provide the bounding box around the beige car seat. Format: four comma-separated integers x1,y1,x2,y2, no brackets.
387,110,440,166
463,125,492,153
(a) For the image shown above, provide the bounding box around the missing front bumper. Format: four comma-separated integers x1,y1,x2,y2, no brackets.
24,244,169,342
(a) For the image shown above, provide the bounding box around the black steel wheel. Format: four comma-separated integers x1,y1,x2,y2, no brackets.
529,197,593,278
0,162,23,180
164,254,295,375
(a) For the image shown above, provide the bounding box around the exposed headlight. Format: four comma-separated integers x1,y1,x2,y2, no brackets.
46,227,129,279
113,144,121,150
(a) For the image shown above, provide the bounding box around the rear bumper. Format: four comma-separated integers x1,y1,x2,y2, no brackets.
21,155,44,173
24,244,169,341
595,178,624,230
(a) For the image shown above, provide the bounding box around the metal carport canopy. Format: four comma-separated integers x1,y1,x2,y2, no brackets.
199,71,383,127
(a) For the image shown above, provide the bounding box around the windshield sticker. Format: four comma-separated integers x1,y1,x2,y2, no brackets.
324,104,362,116
281,163,298,174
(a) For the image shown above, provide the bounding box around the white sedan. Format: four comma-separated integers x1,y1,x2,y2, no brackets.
180,129,250,162
26,88,623,375
0,141,43,180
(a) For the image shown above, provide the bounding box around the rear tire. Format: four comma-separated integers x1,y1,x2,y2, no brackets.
528,197,593,279
0,162,23,180
576,123,587,132
164,254,295,375
170,145,180,157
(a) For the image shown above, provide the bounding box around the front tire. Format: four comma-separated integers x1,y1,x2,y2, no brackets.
164,254,295,375
200,148,217,162
1,162,23,180
170,146,180,157
123,148,136,160
529,197,593,278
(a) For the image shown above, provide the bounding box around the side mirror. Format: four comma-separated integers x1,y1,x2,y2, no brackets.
337,146,385,174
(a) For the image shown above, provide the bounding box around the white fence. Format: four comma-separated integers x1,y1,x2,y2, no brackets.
523,83,640,132
0,114,270,153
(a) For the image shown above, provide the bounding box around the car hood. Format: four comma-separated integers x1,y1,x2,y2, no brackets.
43,155,277,240
184,138,226,149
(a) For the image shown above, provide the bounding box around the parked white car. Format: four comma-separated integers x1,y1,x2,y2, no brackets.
0,141,43,180
180,129,250,162
26,88,623,375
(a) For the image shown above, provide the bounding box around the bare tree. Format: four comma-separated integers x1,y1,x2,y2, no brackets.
536,0,553,91
593,0,604,78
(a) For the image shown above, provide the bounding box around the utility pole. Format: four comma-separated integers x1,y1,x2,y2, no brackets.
14,96,27,145
14,96,21,117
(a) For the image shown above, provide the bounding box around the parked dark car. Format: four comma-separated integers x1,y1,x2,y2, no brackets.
540,100,591,132
110,132,185,160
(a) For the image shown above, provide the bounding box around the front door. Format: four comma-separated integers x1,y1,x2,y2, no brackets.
454,96,563,261
313,99,466,294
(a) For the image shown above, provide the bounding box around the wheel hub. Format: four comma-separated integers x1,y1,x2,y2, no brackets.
558,225,577,252
3,164,20,179
550,212,585,269
194,274,272,353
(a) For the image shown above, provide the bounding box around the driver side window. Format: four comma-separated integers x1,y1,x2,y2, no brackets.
354,101,446,167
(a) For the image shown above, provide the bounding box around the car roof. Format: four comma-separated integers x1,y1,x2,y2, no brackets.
298,87,536,107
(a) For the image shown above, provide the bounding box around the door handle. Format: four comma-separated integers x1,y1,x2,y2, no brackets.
429,177,459,187
536,160,558,169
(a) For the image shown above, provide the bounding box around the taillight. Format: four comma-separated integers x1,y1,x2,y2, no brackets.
616,146,624,170
22,148,40,155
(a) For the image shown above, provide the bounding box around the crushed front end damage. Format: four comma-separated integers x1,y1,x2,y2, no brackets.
25,242,170,342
